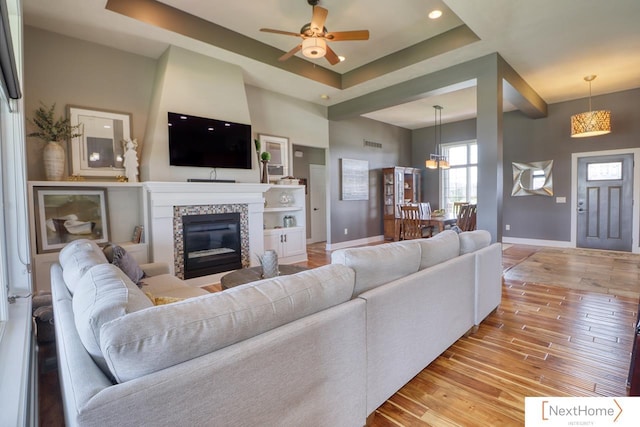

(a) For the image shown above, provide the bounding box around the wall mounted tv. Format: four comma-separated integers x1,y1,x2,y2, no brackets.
167,112,252,169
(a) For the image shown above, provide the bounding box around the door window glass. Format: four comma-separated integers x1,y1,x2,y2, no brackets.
587,162,622,181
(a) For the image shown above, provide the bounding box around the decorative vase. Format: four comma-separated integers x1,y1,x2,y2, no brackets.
261,159,269,183
43,141,65,181
260,249,279,278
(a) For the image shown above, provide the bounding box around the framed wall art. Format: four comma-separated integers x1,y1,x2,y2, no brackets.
68,106,132,178
34,187,110,253
341,158,369,200
258,134,289,182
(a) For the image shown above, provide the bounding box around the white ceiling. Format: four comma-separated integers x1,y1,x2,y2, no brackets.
23,0,640,129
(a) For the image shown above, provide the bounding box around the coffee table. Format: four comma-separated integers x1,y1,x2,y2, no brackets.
220,265,308,290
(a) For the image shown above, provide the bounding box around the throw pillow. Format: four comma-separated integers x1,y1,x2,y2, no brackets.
103,243,145,285
144,291,185,306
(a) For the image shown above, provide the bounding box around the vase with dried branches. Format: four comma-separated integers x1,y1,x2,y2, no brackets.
27,102,82,180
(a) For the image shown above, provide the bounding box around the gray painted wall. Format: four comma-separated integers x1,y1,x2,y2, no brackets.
328,116,411,244
24,26,157,181
502,88,640,242
412,87,640,243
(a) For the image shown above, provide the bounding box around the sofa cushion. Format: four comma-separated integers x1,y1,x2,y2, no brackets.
416,230,460,270
103,243,146,285
100,264,355,383
331,240,421,297
459,230,492,255
72,264,154,376
58,239,107,295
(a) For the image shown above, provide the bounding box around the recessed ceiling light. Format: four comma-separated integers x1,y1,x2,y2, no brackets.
338,56,346,62
428,9,443,19
320,94,330,100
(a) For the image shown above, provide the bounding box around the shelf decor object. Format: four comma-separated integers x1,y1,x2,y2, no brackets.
258,134,289,182
69,106,132,177
570,75,611,138
27,103,83,181
34,186,110,253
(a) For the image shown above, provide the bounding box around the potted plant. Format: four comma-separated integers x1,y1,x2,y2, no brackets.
260,151,271,183
28,102,82,180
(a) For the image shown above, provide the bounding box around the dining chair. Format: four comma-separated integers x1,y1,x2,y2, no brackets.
453,201,469,217
457,204,477,231
399,205,423,240
418,202,435,238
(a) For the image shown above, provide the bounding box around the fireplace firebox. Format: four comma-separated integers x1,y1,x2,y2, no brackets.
182,213,242,279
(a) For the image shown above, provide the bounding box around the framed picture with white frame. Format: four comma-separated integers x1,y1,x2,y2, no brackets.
258,134,289,182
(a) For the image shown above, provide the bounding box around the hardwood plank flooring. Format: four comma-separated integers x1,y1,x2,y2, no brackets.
38,243,639,426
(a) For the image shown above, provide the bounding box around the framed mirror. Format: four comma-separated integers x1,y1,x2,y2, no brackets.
512,160,553,196
69,106,132,178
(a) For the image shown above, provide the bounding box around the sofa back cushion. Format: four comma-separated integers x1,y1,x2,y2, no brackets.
331,240,421,297
100,264,356,383
416,230,460,270
459,230,492,255
72,264,154,375
58,239,108,294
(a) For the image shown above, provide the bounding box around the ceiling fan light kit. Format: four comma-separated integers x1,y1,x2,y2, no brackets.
260,1,369,65
571,75,611,138
302,37,326,58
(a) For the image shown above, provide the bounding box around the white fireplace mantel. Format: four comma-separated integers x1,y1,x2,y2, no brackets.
143,181,272,286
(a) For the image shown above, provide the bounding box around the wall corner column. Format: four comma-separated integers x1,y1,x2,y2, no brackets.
476,58,503,242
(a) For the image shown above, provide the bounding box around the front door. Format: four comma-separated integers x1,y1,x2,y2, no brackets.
577,154,633,251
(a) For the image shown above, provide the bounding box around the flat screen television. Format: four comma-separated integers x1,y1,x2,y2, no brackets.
167,112,252,169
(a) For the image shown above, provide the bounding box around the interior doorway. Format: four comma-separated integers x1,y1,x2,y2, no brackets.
291,144,327,244
309,164,327,243
571,149,640,253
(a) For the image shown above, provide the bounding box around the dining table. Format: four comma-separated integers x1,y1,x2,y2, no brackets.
420,212,458,233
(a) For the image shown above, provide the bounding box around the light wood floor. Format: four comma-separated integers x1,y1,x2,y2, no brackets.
38,243,639,426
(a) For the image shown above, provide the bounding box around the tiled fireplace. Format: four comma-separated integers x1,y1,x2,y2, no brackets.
144,182,268,286
174,206,248,279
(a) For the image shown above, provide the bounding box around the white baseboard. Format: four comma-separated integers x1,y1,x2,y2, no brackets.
325,235,385,251
501,237,573,248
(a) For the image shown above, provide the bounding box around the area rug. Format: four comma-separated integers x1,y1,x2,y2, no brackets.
503,246,640,299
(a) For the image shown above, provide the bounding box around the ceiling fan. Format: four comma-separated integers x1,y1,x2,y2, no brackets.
260,0,370,65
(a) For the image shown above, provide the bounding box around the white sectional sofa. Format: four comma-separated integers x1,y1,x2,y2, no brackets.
330,229,502,416
51,230,501,426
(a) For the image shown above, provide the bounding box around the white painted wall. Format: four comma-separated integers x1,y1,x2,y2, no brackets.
246,84,329,150
141,46,255,182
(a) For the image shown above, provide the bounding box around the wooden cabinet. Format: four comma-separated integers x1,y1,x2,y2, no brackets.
382,167,421,240
264,227,306,260
263,185,307,264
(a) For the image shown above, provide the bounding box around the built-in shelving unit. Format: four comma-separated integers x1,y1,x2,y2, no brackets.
27,181,149,292
263,184,307,264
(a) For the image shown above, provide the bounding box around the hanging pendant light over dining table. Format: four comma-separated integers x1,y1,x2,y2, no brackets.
425,105,449,169
570,75,611,138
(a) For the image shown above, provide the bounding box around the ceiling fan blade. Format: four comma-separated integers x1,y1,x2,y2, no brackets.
279,44,302,61
324,45,340,65
325,30,370,41
260,28,302,37
310,6,328,33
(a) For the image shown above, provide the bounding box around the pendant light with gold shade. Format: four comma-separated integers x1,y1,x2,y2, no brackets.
570,75,611,138
425,105,450,169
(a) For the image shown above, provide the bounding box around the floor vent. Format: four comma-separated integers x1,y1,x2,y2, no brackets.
364,139,382,149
